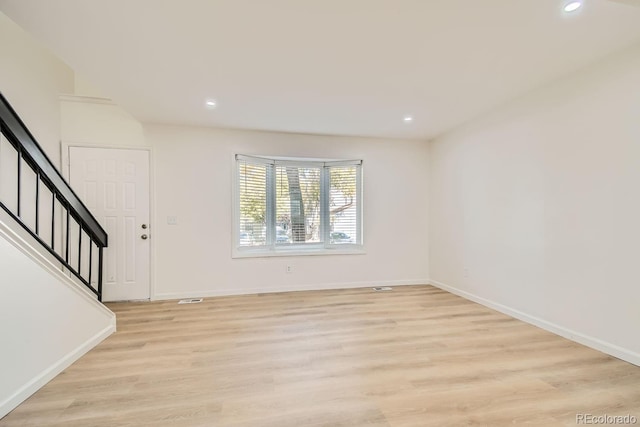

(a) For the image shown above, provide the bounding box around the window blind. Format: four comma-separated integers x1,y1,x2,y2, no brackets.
235,154,362,252
237,158,268,246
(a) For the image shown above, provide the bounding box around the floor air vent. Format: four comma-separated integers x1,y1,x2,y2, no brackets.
178,298,203,304
372,287,393,292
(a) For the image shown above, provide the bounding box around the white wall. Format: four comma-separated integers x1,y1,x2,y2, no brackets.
429,43,640,365
61,96,148,149
0,12,116,416
0,220,115,418
147,125,429,299
0,11,74,259
74,74,109,99
0,11,74,166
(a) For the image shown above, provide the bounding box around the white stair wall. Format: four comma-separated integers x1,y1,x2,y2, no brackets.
0,217,115,418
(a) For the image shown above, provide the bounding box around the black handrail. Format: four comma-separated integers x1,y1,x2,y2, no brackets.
0,92,107,300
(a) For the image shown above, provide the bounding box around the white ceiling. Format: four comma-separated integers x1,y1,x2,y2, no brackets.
1,0,640,140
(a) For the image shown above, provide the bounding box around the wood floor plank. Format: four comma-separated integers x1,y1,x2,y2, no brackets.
1,285,639,426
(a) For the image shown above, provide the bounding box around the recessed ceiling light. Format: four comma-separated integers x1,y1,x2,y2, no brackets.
205,99,217,108
403,116,413,122
563,1,582,12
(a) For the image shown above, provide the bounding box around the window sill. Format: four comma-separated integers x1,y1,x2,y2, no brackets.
232,245,366,259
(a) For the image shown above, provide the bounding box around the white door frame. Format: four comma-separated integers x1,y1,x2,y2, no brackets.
62,142,155,300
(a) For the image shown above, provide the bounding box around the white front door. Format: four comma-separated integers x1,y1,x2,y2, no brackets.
69,147,150,301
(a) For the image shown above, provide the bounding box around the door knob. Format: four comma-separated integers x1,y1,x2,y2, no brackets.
141,224,148,229
141,234,148,240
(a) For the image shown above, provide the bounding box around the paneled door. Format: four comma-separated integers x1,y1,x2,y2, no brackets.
69,147,150,301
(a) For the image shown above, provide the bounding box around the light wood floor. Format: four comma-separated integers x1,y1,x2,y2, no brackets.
2,285,639,426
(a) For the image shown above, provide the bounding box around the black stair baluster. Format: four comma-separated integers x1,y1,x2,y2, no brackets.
78,224,82,275
88,238,93,287
65,208,70,264
16,148,21,217
35,171,40,235
0,92,108,301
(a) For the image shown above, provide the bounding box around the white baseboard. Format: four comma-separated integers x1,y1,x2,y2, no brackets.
429,279,640,367
152,279,429,301
0,322,116,419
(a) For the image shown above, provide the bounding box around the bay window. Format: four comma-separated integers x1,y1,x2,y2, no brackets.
234,154,362,255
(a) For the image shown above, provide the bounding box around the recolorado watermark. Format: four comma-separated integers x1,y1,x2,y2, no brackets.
576,414,637,425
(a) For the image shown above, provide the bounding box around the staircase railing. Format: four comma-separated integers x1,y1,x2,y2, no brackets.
0,92,107,301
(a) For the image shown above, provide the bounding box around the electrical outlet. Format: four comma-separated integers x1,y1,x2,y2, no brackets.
286,265,293,274
167,216,178,225
463,268,469,278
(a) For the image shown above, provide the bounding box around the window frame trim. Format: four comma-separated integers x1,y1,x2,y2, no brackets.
232,154,364,258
